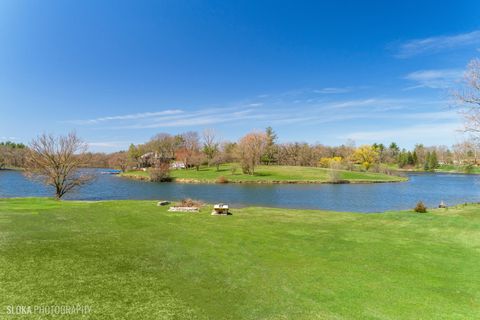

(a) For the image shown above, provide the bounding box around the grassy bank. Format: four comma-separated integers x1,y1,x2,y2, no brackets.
391,164,480,174
121,164,406,184
435,164,480,174
0,198,478,319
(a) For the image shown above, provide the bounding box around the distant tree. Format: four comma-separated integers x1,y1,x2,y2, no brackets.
190,152,206,171
412,151,418,166
109,152,130,172
24,132,93,199
397,150,407,168
220,141,237,163
353,145,379,171
237,131,267,175
128,144,142,167
83,152,110,168
388,142,400,163
210,153,227,171
202,129,219,164
0,141,26,148
373,143,386,163
454,59,480,135
0,145,6,169
0,141,27,169
452,140,472,165
389,142,399,154
414,144,426,167
429,151,439,169
148,133,180,160
261,126,278,165
179,131,200,168
424,152,431,171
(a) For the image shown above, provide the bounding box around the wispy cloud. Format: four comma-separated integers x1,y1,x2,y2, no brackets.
0,136,18,141
70,106,267,130
87,141,130,148
324,98,408,110
404,69,464,89
70,110,183,125
395,30,480,58
69,96,450,130
342,122,461,145
313,87,352,94
67,88,458,149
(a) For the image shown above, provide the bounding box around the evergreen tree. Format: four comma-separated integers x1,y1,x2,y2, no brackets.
429,151,439,169
424,152,431,171
261,127,278,165
407,151,414,166
397,151,407,168
389,142,400,158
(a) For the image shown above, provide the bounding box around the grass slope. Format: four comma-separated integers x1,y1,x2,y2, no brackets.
122,164,405,183
0,198,479,319
389,164,480,174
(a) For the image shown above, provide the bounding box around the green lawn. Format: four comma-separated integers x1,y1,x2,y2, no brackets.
121,164,406,183
389,163,480,174
0,198,478,319
436,164,480,174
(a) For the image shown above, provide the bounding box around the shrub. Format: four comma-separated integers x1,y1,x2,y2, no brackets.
414,201,427,213
319,156,343,168
241,163,252,175
179,198,203,208
149,163,171,182
371,164,394,175
216,176,229,184
327,159,342,182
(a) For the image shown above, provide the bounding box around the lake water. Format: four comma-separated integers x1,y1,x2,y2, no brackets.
0,169,479,212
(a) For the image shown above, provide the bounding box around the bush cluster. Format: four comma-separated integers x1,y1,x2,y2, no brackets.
149,163,171,182
414,201,427,213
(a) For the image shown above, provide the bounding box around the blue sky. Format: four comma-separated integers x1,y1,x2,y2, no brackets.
1,0,479,151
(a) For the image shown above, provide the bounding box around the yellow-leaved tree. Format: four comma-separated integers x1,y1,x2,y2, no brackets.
353,145,379,171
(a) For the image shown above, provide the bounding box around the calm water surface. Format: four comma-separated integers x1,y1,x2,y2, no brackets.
0,169,479,212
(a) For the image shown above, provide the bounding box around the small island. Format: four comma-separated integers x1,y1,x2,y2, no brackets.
120,163,406,184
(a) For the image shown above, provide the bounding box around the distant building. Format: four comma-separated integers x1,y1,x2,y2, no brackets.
139,152,175,168
170,161,186,169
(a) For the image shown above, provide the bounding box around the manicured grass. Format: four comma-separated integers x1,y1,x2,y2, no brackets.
390,163,480,174
436,164,480,174
0,198,479,319
121,164,406,183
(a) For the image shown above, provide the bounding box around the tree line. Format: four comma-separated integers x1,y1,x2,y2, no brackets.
2,129,479,176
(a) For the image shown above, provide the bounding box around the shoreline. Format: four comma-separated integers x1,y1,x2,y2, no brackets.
394,169,480,175
119,173,407,185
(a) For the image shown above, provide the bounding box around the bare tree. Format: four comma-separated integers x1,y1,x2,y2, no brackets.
455,59,480,134
179,131,200,168
190,152,206,171
108,151,130,172
202,129,219,163
148,162,171,182
24,132,93,199
147,133,181,161
0,145,7,169
237,131,267,175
